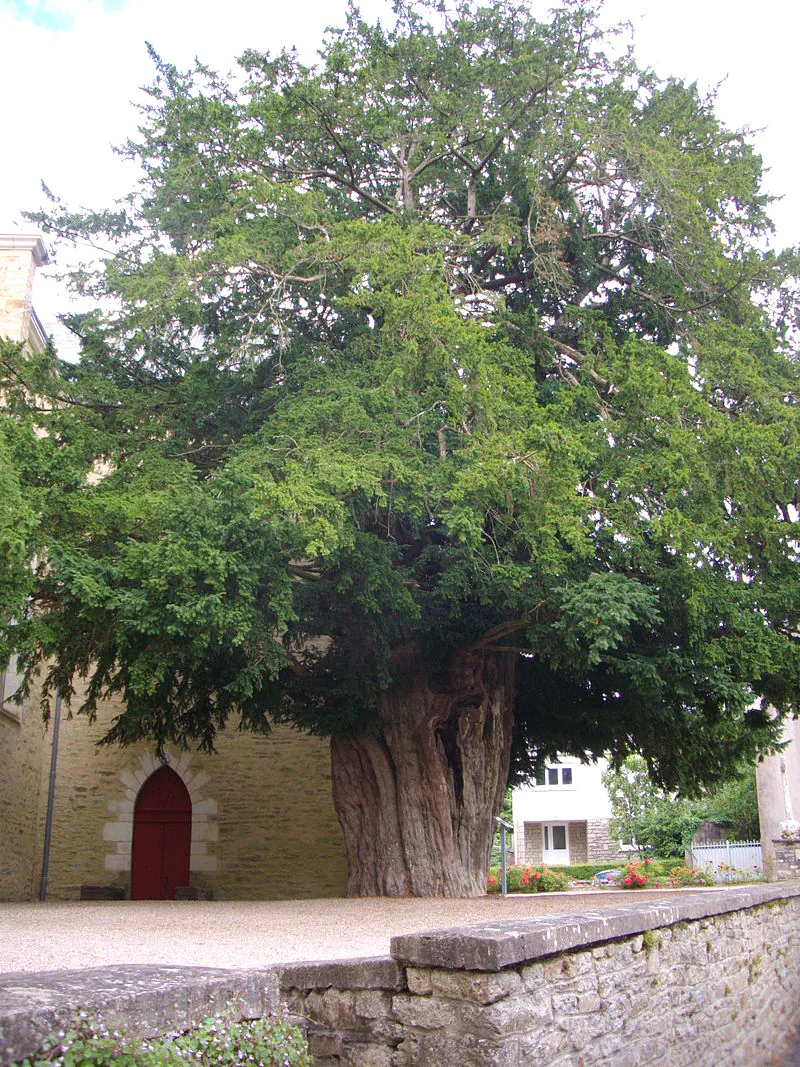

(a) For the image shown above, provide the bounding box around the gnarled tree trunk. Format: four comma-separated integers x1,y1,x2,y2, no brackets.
330,651,516,896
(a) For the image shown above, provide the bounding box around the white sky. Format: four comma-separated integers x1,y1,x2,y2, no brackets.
2,0,799,351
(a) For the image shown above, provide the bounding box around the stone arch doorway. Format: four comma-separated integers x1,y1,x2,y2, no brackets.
130,766,192,900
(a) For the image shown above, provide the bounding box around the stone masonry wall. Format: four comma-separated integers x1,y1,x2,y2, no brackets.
286,884,800,1066
2,677,347,902
0,242,35,343
0,710,47,900
772,839,800,880
568,821,587,863
587,818,624,863
0,235,47,352
520,822,542,865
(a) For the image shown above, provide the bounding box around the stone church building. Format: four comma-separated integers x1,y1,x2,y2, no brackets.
0,234,348,902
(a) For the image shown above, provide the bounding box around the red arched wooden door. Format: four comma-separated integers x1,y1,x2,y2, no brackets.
130,766,191,900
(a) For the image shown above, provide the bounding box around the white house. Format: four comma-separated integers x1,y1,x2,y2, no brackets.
511,756,623,867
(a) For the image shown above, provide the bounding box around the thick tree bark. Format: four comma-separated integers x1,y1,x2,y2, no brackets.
330,652,516,896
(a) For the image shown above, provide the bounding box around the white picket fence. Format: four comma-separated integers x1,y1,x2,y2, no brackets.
689,840,763,880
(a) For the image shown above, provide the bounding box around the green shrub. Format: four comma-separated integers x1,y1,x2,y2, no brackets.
17,1011,310,1067
649,857,684,877
505,864,524,892
531,867,570,892
547,863,619,881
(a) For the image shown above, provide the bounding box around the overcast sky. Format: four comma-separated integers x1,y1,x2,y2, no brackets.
2,0,799,348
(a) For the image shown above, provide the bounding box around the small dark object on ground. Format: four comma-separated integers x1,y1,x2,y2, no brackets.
80,886,125,901
174,886,213,900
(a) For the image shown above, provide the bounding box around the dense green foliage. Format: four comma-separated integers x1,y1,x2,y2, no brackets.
602,755,761,854
5,0,800,795
0,340,39,655
704,765,761,839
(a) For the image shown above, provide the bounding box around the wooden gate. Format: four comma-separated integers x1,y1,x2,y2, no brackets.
130,766,191,900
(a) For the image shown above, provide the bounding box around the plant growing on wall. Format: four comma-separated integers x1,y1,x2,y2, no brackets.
14,1010,310,1066
5,0,800,896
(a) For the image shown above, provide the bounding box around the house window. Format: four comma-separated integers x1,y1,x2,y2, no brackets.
0,656,24,723
535,765,575,787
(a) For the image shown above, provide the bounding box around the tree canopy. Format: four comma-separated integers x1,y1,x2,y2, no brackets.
6,0,800,814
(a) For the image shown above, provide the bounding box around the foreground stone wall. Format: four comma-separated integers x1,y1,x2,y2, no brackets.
3,885,799,1066
285,884,800,1066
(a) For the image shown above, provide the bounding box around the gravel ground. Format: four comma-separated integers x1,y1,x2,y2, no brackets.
0,889,708,973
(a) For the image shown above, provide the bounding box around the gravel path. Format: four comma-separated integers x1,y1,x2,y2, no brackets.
0,890,707,973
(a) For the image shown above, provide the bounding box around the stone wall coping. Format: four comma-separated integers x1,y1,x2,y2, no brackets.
0,966,280,1067
276,956,406,992
390,881,800,972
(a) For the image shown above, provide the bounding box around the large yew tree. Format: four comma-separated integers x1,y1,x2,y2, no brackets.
7,0,800,895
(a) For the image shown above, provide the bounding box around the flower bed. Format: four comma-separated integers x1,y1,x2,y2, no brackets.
615,859,651,888
668,865,714,887
487,865,569,893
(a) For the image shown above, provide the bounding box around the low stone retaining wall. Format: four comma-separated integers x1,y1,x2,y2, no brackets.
2,883,799,1066
0,966,281,1066
283,883,800,1066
